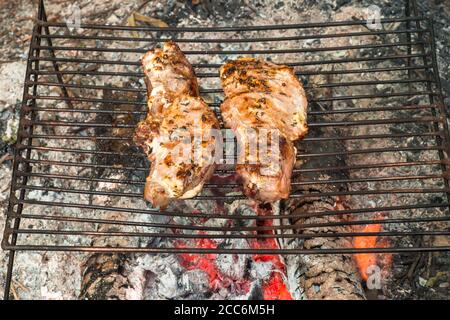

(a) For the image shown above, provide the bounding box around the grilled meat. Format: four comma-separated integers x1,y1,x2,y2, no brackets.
141,41,199,114
134,41,220,208
220,58,308,202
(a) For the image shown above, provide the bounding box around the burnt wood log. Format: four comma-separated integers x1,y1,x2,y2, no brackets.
282,97,366,300
78,212,136,300
79,252,131,300
79,89,144,300
284,190,366,300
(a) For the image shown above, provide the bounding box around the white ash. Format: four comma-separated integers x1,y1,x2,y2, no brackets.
10,251,85,300
0,61,27,110
131,253,213,300
1,115,19,143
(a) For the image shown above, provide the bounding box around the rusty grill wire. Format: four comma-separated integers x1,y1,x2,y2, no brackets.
2,0,450,295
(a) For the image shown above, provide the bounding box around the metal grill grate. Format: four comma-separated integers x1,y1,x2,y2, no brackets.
2,0,450,293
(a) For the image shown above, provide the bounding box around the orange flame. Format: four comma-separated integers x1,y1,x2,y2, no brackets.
353,223,382,281
352,214,392,282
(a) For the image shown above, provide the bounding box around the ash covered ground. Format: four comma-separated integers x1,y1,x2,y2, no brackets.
0,0,449,299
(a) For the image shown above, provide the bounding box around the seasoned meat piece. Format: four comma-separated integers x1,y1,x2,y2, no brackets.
135,42,220,208
235,129,296,202
140,41,199,115
220,58,308,202
221,92,307,141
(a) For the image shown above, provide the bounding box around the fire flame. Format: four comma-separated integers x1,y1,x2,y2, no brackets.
352,214,392,283
353,223,382,281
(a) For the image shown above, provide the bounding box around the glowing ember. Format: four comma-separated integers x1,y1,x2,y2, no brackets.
250,204,293,300
175,203,293,300
352,214,392,283
176,238,251,294
263,272,293,300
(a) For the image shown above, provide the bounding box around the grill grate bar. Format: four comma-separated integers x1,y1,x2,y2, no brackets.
15,170,447,187
11,228,450,240
15,185,450,201
26,91,437,106
7,212,450,234
26,116,444,129
35,28,428,43
38,16,427,31
30,53,430,68
17,157,445,173
10,200,449,221
5,245,450,254
30,64,434,78
33,41,427,55
25,103,440,116
26,78,434,94
17,145,445,159
20,131,445,143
